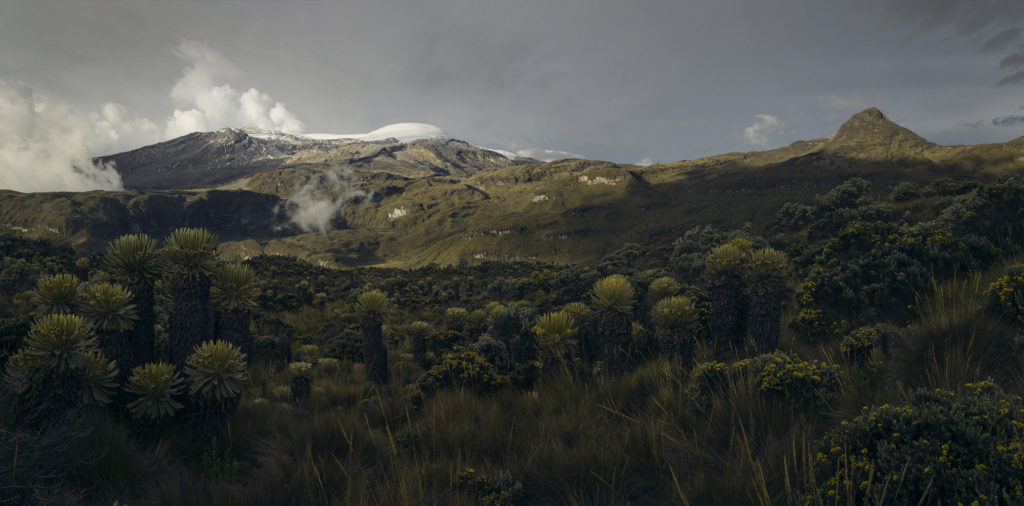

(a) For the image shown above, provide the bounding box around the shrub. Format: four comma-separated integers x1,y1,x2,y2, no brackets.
590,275,635,315
890,182,922,202
79,351,118,406
357,289,388,317
325,325,363,362
647,276,681,301
472,335,509,374
3,314,110,419
295,344,322,362
453,467,522,506
426,330,467,352
986,266,1024,323
316,357,341,375
184,340,248,403
124,362,185,419
18,313,96,375
32,273,81,314
532,311,577,369
839,326,880,366
211,262,259,313
811,382,1024,505
416,346,509,396
742,352,840,410
201,437,244,482
78,282,138,331
650,295,700,361
162,227,218,277
685,360,732,409
650,295,699,330
687,352,840,410
288,361,313,401
444,307,469,332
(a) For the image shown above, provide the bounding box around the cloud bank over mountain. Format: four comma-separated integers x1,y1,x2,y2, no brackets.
164,40,305,138
0,38,582,192
0,39,308,192
0,80,123,192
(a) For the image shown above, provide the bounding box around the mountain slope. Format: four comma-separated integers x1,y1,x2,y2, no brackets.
98,129,518,190
10,107,1024,267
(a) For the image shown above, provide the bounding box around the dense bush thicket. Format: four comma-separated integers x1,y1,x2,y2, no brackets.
3,176,1024,504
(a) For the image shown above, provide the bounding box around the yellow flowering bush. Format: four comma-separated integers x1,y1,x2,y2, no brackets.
812,383,1024,505
986,266,1024,324
840,326,881,365
687,352,839,410
453,467,522,506
416,346,509,396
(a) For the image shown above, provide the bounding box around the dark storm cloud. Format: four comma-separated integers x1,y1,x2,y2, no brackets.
1001,51,1024,68
983,28,1023,52
992,114,1024,126
863,0,1024,34
998,70,1024,86
0,0,1021,187
862,0,1024,85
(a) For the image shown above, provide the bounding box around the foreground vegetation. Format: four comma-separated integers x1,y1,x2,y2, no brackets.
3,176,1024,504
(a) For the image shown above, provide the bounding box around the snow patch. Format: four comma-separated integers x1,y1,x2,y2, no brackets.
306,123,445,143
531,194,549,203
388,207,409,220
578,175,621,186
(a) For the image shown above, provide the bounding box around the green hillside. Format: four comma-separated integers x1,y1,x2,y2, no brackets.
4,109,1022,270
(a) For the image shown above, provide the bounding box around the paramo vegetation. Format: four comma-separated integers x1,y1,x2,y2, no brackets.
4,176,1024,504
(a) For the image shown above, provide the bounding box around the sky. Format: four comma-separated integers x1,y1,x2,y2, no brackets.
0,0,1023,191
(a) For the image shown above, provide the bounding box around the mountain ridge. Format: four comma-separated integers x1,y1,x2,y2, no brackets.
10,107,1024,267
97,128,522,190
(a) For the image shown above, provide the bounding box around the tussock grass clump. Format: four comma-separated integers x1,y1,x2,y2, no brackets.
892,275,1019,392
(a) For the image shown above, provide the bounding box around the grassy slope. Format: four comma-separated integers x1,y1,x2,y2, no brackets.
2,117,1022,267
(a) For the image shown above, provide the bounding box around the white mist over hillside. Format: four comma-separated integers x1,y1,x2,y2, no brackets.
278,168,370,234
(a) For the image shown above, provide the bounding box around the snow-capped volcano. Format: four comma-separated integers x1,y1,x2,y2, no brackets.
239,122,447,144
96,124,517,190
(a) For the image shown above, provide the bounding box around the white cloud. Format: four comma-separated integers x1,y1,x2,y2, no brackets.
0,80,123,192
306,122,445,143
91,102,161,154
478,145,585,162
164,39,305,138
743,114,781,146
635,156,654,166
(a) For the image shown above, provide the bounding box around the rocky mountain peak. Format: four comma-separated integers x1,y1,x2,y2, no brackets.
829,107,930,147
821,107,934,157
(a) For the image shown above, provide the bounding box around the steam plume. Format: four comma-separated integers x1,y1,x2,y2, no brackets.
279,167,370,234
